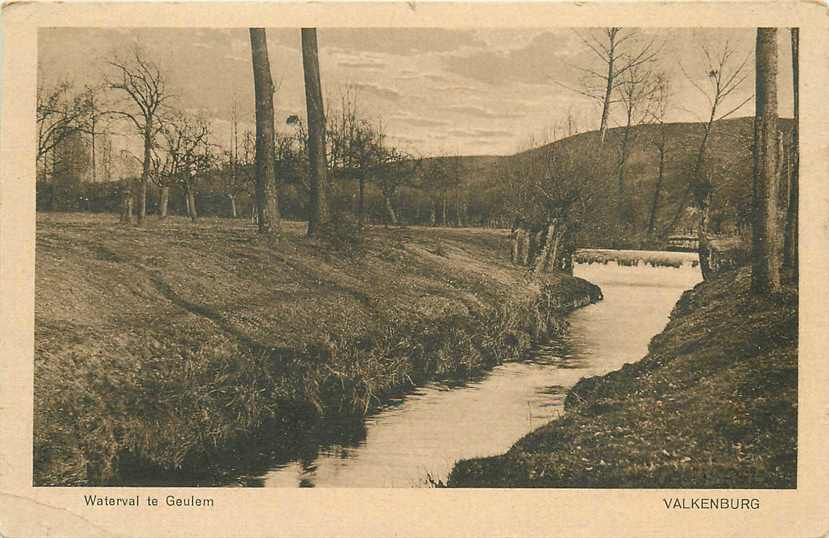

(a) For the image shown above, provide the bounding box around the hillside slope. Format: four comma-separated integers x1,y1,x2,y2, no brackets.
438,117,794,245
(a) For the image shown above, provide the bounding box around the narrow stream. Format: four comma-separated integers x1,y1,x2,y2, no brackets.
249,254,701,487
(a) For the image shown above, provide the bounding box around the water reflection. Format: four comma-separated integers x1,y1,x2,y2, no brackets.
249,258,701,488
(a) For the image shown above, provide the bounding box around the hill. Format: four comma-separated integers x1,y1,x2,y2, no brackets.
432,116,794,247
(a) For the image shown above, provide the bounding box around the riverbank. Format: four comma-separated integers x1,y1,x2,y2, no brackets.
448,267,797,488
34,213,601,486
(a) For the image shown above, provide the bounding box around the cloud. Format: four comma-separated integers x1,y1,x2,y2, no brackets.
39,27,770,158
394,69,420,81
350,82,402,101
441,104,523,119
337,61,386,70
432,84,478,93
329,48,388,70
390,116,450,128
389,134,428,148
447,128,513,139
393,73,422,81
321,29,486,56
264,28,486,57
441,31,579,86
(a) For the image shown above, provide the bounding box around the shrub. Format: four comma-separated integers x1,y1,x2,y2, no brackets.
318,212,363,254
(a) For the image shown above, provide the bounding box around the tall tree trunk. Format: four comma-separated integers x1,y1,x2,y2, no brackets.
159,186,170,220
137,124,151,225
442,191,448,226
751,28,781,295
229,194,238,218
120,186,132,224
783,27,799,279
91,112,97,183
665,109,717,238
383,194,398,226
647,146,665,237
510,228,519,264
599,47,615,144
533,222,560,274
186,183,199,223
697,199,713,280
519,228,530,266
616,112,633,228
665,184,692,236
357,174,365,229
249,28,280,234
777,131,787,207
121,190,134,223
430,202,436,226
559,225,576,275
527,228,539,266
301,28,329,238
188,191,199,223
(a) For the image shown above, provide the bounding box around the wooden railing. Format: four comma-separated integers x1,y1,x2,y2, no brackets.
666,235,699,252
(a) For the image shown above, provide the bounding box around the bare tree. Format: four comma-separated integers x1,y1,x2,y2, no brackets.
150,137,177,220
647,74,670,237
226,100,241,218
221,104,254,219
420,156,454,227
184,127,215,223
666,39,752,278
36,81,90,180
782,28,799,279
503,134,611,274
106,45,172,225
249,28,281,233
751,28,781,294
153,112,211,222
526,138,609,274
376,146,421,227
613,64,659,230
100,134,113,182
75,85,110,183
327,92,386,229
301,28,330,238
562,28,660,143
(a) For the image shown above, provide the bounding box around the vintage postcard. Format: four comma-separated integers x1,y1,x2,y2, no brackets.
1,1,827,536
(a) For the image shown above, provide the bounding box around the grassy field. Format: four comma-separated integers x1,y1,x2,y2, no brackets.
448,266,797,488
34,212,601,486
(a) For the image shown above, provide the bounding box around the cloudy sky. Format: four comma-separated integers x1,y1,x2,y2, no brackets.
39,27,795,158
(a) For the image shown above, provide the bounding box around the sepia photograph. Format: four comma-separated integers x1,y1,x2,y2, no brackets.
31,24,801,490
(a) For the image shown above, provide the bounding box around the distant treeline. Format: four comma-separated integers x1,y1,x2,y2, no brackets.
36,115,794,251
35,173,509,228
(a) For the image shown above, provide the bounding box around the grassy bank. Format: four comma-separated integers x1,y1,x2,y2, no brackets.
448,267,797,488
34,213,601,486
